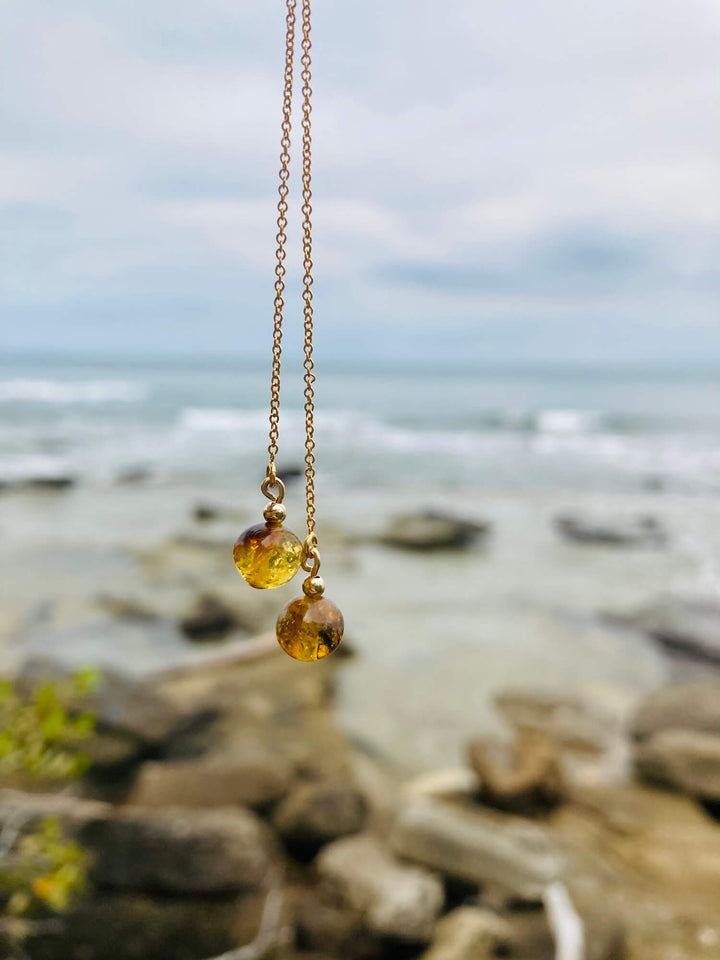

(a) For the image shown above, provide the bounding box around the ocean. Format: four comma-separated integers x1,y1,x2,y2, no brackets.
2,355,719,769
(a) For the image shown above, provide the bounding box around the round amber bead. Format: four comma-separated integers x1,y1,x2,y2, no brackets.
233,521,302,589
276,595,344,661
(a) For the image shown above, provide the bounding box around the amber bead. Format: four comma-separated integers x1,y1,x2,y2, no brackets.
233,521,302,589
276,595,344,661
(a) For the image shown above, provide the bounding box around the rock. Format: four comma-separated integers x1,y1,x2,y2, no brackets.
389,798,563,901
632,682,720,740
192,501,243,523
96,594,159,621
420,907,511,960
0,790,279,894
380,511,490,551
624,596,720,666
294,889,364,956
495,689,612,754
404,768,479,801
273,779,368,853
180,593,240,642
127,757,293,809
635,729,720,801
316,834,444,941
554,512,665,547
24,474,77,491
468,730,565,814
16,891,265,960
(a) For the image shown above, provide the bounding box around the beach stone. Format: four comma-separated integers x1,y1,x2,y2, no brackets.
495,689,611,754
389,798,563,901
553,512,665,547
0,790,279,894
96,593,159,621
632,682,720,740
180,593,239,642
272,778,368,852
316,833,444,941
625,596,720,666
635,729,720,800
127,757,293,809
380,510,489,551
420,907,511,960
468,730,565,815
15,891,265,960
294,889,365,955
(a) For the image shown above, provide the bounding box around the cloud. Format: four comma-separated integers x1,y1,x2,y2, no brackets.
0,0,718,361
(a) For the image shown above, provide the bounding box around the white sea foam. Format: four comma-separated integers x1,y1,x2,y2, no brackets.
0,379,147,404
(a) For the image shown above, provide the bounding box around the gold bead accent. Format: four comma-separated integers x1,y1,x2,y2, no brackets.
233,521,302,589
302,575,325,597
263,501,287,524
276,594,344,661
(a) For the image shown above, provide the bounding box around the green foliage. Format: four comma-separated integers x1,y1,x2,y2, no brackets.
0,667,101,781
0,668,100,923
0,818,88,917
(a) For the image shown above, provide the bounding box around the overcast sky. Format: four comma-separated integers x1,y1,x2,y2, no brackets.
1,0,719,364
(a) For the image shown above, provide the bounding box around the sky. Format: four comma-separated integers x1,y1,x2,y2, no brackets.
1,0,719,365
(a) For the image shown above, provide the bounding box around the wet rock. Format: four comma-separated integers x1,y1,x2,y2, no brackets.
127,757,293,810
389,798,563,901
273,779,368,854
317,834,444,941
180,593,240,642
16,891,265,960
554,512,665,547
0,789,278,894
635,729,720,801
632,682,720,740
420,906,511,960
468,730,565,815
380,511,490,551
24,474,77,491
624,596,720,666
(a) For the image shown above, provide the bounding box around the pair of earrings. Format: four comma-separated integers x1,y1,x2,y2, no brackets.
233,468,343,662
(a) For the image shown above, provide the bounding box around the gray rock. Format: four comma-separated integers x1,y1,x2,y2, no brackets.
635,729,720,800
15,891,265,960
180,593,240,642
0,790,278,894
420,907,511,960
272,779,368,849
380,511,489,551
632,682,720,740
389,798,563,901
316,833,444,941
554,512,665,547
127,757,293,809
625,596,720,666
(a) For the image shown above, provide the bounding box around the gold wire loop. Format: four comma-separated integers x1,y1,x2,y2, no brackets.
261,474,286,504
301,533,320,576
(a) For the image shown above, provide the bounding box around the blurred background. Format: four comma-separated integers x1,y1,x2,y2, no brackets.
1,2,720,960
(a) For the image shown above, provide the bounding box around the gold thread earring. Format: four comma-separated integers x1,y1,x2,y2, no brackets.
233,0,344,662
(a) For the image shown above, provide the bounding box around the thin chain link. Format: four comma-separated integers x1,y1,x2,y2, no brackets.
266,0,318,546
299,0,316,536
267,0,297,467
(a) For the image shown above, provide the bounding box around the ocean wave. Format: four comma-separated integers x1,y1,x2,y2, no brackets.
0,379,147,404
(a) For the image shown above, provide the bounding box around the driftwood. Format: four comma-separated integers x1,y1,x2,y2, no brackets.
468,730,565,814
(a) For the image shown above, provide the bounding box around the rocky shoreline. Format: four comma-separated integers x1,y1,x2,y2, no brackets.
1,640,720,960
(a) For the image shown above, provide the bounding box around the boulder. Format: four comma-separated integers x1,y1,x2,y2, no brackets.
631,682,720,741
389,798,563,901
554,512,665,547
419,907,511,960
380,511,489,551
635,729,720,801
127,757,293,810
273,779,368,853
180,593,240,642
316,834,444,941
14,891,265,960
468,730,565,815
494,689,611,754
624,597,720,666
0,790,279,894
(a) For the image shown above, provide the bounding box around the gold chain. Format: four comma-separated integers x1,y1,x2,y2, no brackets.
267,0,318,546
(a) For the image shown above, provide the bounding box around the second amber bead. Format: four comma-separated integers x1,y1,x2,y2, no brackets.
233,521,302,589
